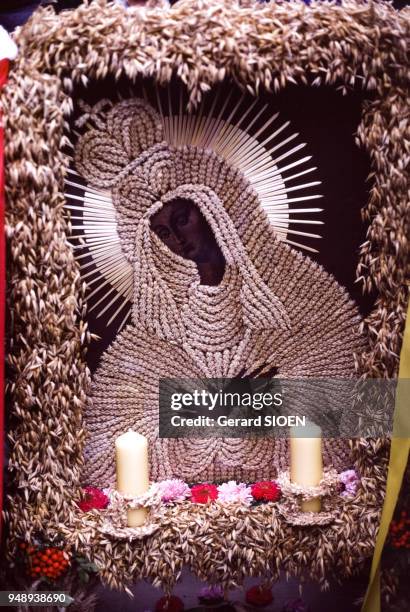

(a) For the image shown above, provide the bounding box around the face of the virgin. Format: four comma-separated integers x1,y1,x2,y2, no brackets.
149,198,219,264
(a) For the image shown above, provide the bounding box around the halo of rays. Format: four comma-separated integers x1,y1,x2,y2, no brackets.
65,84,323,331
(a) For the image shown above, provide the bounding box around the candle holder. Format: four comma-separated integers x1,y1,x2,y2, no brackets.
275,469,340,526
99,485,164,540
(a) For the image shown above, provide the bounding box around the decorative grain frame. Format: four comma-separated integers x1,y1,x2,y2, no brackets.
2,0,408,594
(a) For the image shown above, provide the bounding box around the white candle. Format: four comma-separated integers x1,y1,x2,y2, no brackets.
290,421,323,512
115,430,149,527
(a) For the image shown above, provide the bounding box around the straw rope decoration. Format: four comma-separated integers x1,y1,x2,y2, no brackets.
2,0,408,599
65,89,323,330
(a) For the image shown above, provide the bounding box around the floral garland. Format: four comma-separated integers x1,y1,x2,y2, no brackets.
73,471,361,538
78,469,360,514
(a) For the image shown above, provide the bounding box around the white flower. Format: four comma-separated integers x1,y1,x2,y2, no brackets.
217,481,253,505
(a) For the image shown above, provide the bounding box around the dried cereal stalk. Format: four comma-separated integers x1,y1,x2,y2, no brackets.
1,0,407,595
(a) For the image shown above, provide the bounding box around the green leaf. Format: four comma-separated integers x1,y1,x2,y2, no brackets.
75,557,98,573
78,569,90,584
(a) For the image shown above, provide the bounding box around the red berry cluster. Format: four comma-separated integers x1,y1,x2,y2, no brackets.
19,543,71,580
389,511,410,549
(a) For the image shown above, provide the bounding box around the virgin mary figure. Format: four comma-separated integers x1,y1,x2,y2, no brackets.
74,98,364,488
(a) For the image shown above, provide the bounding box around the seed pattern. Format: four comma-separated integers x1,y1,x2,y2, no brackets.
1,0,407,598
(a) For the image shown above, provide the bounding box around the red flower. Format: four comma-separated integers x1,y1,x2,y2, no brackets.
155,595,184,612
77,486,109,512
251,481,281,502
190,483,218,504
246,585,274,607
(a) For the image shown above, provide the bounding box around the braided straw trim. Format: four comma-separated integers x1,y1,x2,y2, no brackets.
99,486,164,540
106,485,162,510
277,504,336,527
276,469,340,526
276,469,340,501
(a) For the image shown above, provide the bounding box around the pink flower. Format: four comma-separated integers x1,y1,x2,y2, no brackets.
217,481,253,505
155,479,190,503
339,469,360,497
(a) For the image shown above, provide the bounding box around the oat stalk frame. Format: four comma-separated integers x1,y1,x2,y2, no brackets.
1,0,408,595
